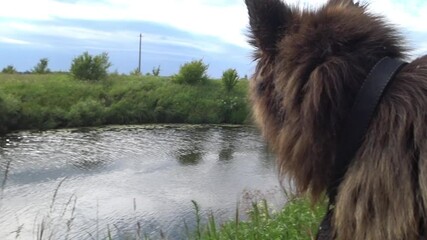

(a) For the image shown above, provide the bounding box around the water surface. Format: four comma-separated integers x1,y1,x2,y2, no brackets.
0,125,283,239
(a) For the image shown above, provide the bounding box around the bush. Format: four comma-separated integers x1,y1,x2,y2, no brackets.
70,52,112,81
67,99,106,127
2,65,17,74
129,68,141,76
0,74,250,133
174,60,209,85
0,92,21,133
222,68,239,92
32,58,50,74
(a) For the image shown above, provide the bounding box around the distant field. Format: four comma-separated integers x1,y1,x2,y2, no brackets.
0,73,250,134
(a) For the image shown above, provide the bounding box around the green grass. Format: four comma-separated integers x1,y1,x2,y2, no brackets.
4,168,324,240
188,198,326,240
22,176,325,240
0,73,250,134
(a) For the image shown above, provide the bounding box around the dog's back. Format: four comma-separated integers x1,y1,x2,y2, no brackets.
335,55,427,240
245,0,427,239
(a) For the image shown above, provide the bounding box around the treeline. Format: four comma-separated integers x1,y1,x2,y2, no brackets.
0,53,251,134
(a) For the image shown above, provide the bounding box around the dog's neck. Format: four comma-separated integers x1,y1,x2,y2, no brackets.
328,57,407,203
317,57,407,240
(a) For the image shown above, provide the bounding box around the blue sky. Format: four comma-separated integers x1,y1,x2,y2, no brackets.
0,0,426,77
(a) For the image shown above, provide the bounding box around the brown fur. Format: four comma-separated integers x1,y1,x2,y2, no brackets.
245,0,427,239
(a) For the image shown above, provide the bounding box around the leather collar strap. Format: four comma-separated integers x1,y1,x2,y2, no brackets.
327,56,407,203
317,57,407,240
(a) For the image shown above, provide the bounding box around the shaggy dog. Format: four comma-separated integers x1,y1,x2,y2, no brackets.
245,0,427,239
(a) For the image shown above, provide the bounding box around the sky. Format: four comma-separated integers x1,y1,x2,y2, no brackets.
0,0,426,77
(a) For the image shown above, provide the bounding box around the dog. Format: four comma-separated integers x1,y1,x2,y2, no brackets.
245,0,427,239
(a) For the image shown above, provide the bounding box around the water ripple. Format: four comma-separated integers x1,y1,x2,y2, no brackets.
0,125,281,240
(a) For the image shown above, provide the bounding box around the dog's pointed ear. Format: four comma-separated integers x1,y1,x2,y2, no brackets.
245,0,293,56
328,0,360,7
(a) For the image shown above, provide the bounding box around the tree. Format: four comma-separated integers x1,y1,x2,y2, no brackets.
152,65,161,76
221,69,239,92
70,52,112,81
1,65,17,74
32,58,50,74
173,60,209,85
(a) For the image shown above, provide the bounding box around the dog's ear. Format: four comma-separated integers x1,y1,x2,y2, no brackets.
328,0,360,7
245,0,293,55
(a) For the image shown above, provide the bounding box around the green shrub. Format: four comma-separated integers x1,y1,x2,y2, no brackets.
109,69,120,77
0,74,250,133
174,60,209,85
221,68,239,92
70,52,112,81
32,58,50,74
129,68,141,76
0,92,21,133
67,99,106,127
220,96,248,124
20,104,66,130
2,65,17,74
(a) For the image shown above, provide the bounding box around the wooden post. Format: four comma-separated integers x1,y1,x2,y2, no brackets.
138,33,142,74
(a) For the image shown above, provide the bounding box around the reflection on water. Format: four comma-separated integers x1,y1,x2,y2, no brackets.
176,148,204,166
218,126,238,162
0,125,282,240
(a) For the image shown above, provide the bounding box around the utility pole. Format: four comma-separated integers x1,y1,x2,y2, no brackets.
138,33,142,74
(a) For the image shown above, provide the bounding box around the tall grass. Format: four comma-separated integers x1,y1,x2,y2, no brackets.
187,198,326,240
0,74,250,134
5,175,324,239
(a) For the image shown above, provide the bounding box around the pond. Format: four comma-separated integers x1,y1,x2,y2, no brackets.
0,125,284,239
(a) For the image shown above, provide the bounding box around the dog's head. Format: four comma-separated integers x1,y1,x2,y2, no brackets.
246,0,406,199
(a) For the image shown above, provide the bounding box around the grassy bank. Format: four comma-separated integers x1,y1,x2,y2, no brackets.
187,198,326,240
28,193,325,240
0,74,250,134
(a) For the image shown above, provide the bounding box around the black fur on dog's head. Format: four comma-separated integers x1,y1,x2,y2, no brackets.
245,0,407,199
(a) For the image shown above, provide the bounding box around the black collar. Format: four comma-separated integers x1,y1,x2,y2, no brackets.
328,56,407,203
317,57,407,240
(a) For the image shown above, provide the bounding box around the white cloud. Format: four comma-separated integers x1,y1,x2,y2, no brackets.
6,22,117,41
0,0,426,49
283,0,427,33
286,0,427,55
0,22,224,53
0,36,31,45
367,0,427,33
0,0,249,48
143,34,225,52
412,43,427,57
